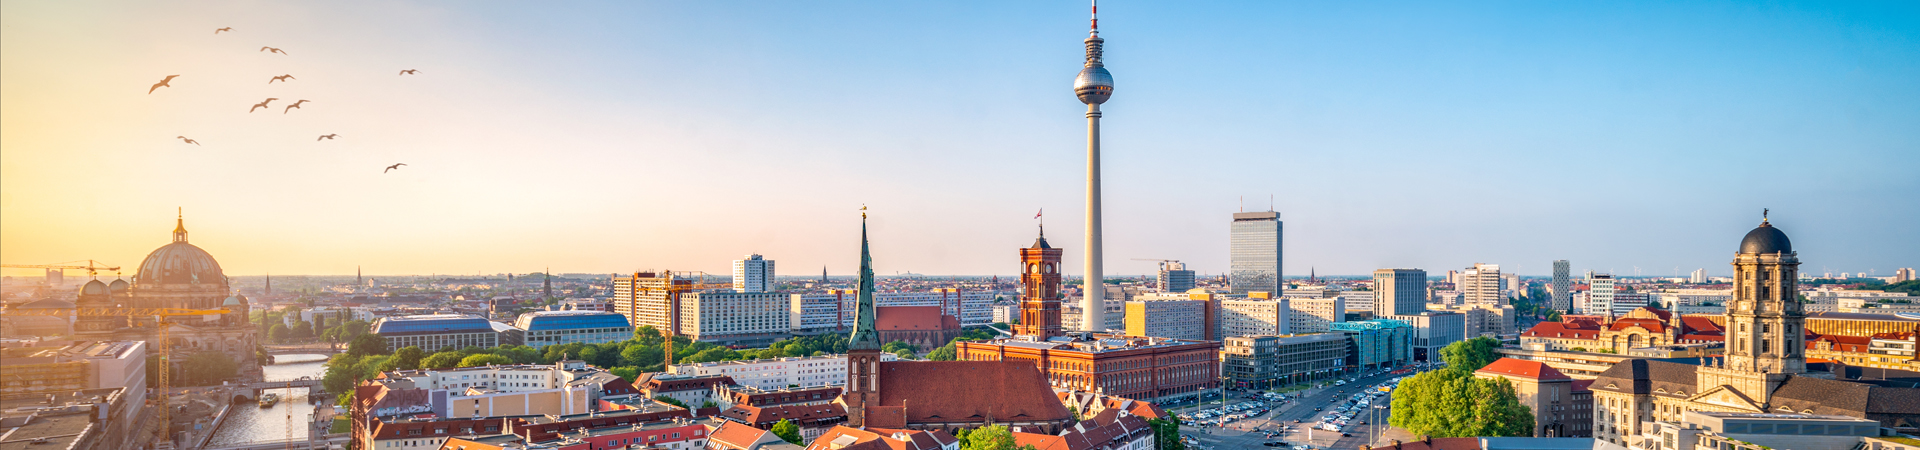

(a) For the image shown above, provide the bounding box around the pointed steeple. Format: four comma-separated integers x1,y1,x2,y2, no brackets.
172,207,189,243
849,208,883,351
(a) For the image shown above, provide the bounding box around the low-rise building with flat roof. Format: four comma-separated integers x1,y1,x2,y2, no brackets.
513,310,633,348
1222,333,1347,389
372,314,498,351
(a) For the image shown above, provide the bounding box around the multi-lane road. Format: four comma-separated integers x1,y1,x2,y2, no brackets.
1182,369,1423,449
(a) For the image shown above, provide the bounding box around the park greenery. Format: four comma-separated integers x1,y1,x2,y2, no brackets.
771,419,803,445
1388,336,1534,438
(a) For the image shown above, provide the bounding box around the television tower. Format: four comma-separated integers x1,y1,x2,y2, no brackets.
1074,0,1114,332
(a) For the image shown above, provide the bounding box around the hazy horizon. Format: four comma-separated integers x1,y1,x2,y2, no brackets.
5,1,1915,280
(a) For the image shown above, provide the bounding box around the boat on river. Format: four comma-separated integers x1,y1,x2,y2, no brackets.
258,392,279,408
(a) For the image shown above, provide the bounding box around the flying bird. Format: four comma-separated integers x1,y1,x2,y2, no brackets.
269,74,295,84
176,136,200,146
398,69,419,75
384,163,406,173
149,75,179,94
317,134,339,141
283,99,310,113
259,46,287,55
215,27,232,34
249,98,279,112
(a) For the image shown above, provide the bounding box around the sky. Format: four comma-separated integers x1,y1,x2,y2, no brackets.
2,1,1916,279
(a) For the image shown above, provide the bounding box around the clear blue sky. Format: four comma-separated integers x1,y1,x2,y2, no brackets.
2,1,1915,278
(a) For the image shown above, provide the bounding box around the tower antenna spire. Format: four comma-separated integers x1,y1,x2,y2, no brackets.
1090,0,1099,34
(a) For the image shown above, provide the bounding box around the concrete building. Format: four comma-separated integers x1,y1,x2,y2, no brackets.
734,254,775,293
372,314,499,351
1503,272,1524,300
1289,297,1345,334
1222,333,1348,389
1385,311,1466,362
1220,298,1290,338
956,334,1222,405
0,340,147,424
1461,263,1505,306
1063,297,1126,332
790,289,998,335
681,291,793,345
1553,260,1573,311
512,310,633,348
1374,268,1429,317
1690,268,1708,284
1897,267,1916,283
1640,411,1883,450
1331,319,1414,371
1475,358,1593,437
1437,303,1516,338
0,387,150,450
1588,274,1616,316
1123,298,1211,341
1229,211,1283,295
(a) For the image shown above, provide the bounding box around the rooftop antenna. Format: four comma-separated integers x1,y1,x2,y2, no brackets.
1239,196,1243,212
1269,194,1274,211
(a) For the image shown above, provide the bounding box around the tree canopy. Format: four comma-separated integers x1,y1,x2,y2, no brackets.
1388,368,1534,437
771,419,802,445
1440,336,1501,373
458,354,514,367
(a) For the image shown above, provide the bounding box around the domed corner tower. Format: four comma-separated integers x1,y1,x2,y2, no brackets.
222,293,251,327
75,279,128,334
1696,212,1808,404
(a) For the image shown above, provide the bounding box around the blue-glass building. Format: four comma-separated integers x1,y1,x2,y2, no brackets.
371,314,498,352
513,310,633,348
1331,319,1414,371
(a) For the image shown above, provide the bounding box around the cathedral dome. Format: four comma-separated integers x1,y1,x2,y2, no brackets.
81,280,109,295
135,216,226,286
107,279,129,294
1739,221,1792,255
223,294,247,306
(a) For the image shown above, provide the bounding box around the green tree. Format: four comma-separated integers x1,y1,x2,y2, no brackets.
390,346,426,370
1146,418,1184,450
927,342,958,361
420,351,466,369
292,320,315,340
653,395,687,408
634,325,664,345
267,323,291,343
771,419,803,445
963,425,1033,450
610,366,640,382
1440,336,1501,373
623,345,665,367
177,352,239,386
458,354,514,367
892,348,916,360
1388,367,1533,438
347,334,389,356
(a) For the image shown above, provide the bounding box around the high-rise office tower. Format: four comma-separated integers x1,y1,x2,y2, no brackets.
1589,274,1615,316
1158,261,1195,292
1073,2,1114,332
1551,260,1571,311
1230,211,1282,294
1461,263,1503,306
733,254,774,293
1373,268,1428,316
1016,228,1065,339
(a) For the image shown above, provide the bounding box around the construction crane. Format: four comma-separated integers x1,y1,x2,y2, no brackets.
624,270,731,369
2,260,122,278
1,305,230,444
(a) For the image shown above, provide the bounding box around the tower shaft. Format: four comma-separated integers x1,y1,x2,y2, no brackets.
1082,103,1105,332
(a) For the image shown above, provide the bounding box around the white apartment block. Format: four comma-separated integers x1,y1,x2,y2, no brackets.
790,289,1000,334
990,304,1018,324
666,353,900,391
1460,263,1504,306
1289,297,1345,334
682,292,792,344
1587,274,1615,315
733,254,775,293
1219,299,1290,338
1064,299,1126,332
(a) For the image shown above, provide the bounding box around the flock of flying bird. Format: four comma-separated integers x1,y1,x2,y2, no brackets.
152,26,418,173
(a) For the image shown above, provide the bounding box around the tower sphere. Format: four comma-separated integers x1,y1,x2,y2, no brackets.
1075,66,1113,104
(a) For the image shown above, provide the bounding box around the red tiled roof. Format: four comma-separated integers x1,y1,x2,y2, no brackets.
1638,307,1674,321
875,306,960,331
1681,315,1722,333
708,420,777,450
1679,334,1725,342
806,426,956,450
1871,331,1917,340
1570,380,1595,393
720,403,846,426
1522,321,1598,339
872,361,1073,427
1609,318,1669,333
1811,335,1874,353
1475,358,1571,381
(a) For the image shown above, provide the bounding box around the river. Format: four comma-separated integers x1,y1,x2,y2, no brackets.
206,354,330,446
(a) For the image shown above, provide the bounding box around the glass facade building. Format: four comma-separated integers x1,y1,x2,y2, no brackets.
371,314,499,352
513,310,634,348
1331,319,1414,371
1230,211,1282,295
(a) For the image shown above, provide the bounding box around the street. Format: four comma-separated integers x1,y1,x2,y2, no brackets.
1178,369,1418,450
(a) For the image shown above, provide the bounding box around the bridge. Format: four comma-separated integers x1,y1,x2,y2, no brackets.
200,435,349,450
263,343,344,356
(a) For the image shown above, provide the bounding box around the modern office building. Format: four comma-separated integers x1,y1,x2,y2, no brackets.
1331,319,1414,371
1384,311,1465,362
1288,297,1345,334
371,314,499,351
1587,274,1615,316
1460,263,1504,306
1124,299,1211,341
1229,211,1282,295
1157,261,1195,293
1373,268,1428,317
1222,333,1347,389
733,254,775,293
513,310,634,348
1553,260,1572,311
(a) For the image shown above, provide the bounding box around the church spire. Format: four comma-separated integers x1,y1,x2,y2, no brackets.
849,206,882,351
172,207,189,243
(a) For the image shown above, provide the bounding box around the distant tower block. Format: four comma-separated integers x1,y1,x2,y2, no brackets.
1074,0,1114,332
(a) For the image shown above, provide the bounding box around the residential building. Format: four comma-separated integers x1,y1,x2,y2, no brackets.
1222,333,1347,389
1123,298,1210,341
1588,274,1616,316
513,310,633,348
1375,268,1429,317
1897,267,1916,283
1503,273,1524,300
1385,311,1465,362
1331,319,1414,371
711,385,844,410
0,386,147,450
989,304,1017,324
1229,211,1282,295
1219,298,1290,338
1436,303,1516,338
1460,264,1504,306
719,403,847,444
1475,358,1592,437
1289,297,1345,334
1553,260,1572,311
708,420,806,450
790,290,998,335
372,314,499,352
735,254,775,293
682,291,793,345
805,426,959,450
1158,261,1196,293
1690,268,1708,284
1010,409,1155,450
1063,297,1127,332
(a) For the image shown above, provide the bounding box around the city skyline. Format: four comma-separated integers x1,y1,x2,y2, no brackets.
5,1,1916,278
